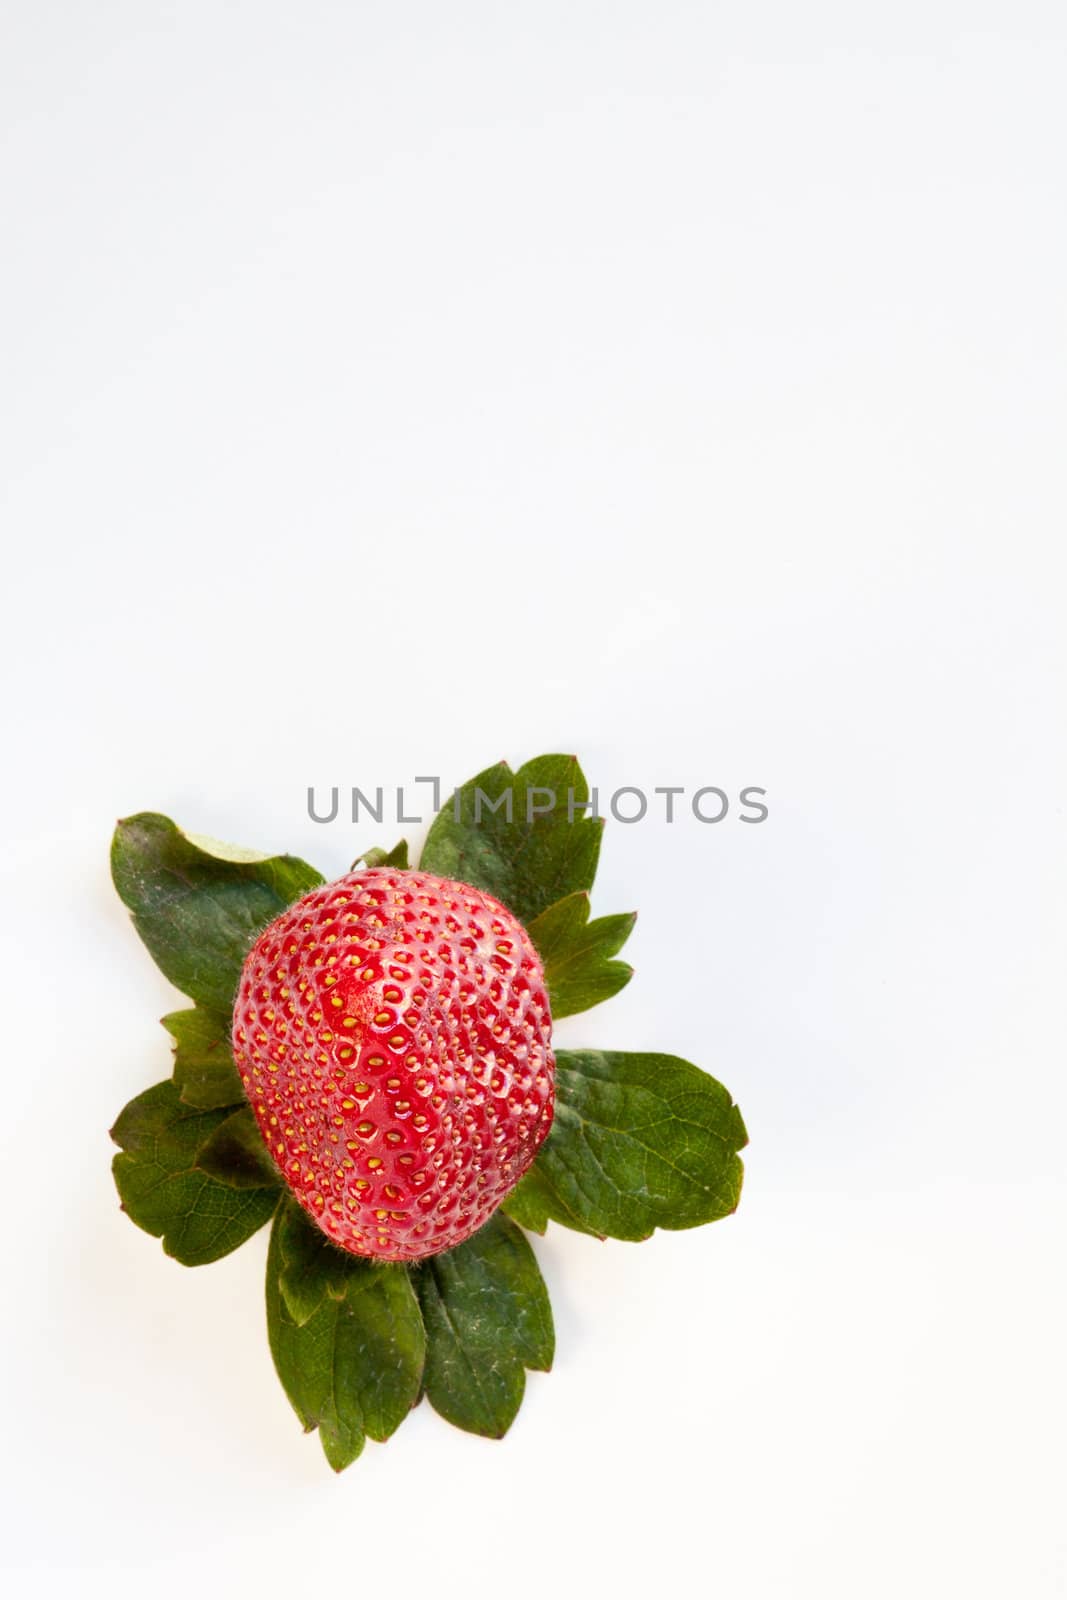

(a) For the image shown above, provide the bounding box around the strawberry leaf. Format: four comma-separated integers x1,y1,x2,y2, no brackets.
195,1107,280,1189
527,892,636,1018
162,1008,244,1109
353,840,410,869
420,754,603,924
275,1194,354,1326
503,1161,600,1238
504,1050,747,1240
111,814,324,1015
266,1199,426,1471
414,1212,553,1439
111,1081,278,1264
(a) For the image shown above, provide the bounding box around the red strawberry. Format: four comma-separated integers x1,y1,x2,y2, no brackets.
232,867,555,1261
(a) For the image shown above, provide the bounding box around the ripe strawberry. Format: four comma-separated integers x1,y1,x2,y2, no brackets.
232,867,555,1261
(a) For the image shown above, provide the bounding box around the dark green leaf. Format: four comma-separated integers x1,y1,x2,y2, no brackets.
275,1194,354,1326
265,1199,426,1471
527,891,636,1018
503,1161,600,1238
419,754,603,924
415,1213,553,1438
504,1050,747,1241
162,1008,244,1109
111,1081,278,1264
195,1106,280,1189
111,813,324,1014
352,840,410,869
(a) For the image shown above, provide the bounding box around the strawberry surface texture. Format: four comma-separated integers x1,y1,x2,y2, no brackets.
232,867,555,1261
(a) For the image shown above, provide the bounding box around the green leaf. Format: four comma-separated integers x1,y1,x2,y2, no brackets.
352,840,410,869
111,813,324,1014
419,754,603,924
504,1050,747,1241
275,1194,354,1326
527,892,636,1017
162,1008,244,1109
111,1081,278,1264
195,1106,280,1189
414,1213,553,1439
502,1161,600,1239
265,1199,426,1471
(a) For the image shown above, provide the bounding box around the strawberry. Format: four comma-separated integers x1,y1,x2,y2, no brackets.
232,867,555,1261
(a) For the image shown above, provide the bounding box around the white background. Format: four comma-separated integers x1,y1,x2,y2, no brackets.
1,3,1064,1596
